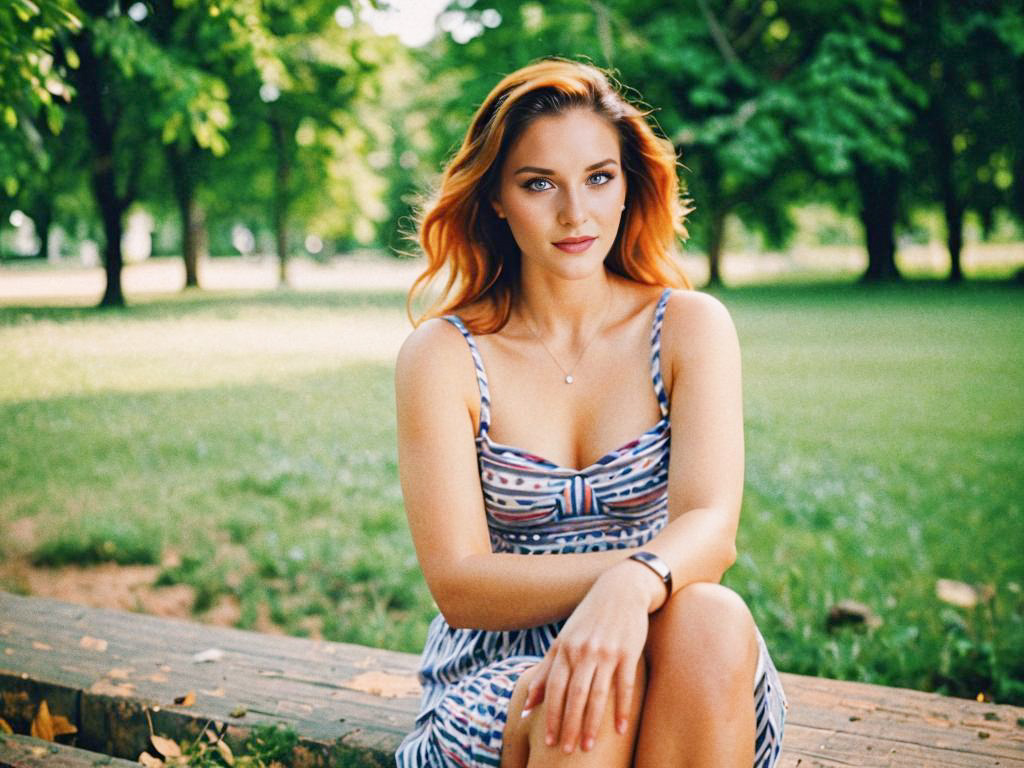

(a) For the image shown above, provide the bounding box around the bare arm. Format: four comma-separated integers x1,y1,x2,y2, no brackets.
626,290,745,605
396,319,649,631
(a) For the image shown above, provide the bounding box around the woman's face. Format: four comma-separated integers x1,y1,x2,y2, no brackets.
492,108,627,281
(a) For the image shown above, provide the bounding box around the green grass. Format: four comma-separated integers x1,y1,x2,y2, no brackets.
1,278,1021,704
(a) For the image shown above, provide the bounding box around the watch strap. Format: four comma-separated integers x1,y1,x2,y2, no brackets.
628,551,673,605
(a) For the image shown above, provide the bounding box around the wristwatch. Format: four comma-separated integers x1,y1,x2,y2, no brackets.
628,551,673,606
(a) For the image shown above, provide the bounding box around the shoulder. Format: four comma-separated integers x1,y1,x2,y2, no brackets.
659,289,741,381
396,316,472,383
395,316,479,408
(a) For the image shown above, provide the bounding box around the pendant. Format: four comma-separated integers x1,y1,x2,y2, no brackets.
565,374,574,384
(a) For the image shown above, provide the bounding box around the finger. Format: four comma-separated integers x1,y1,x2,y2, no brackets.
543,647,572,749
558,658,598,754
614,655,640,736
580,661,616,751
522,654,553,714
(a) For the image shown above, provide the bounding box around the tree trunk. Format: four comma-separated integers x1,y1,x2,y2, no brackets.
945,200,964,283
854,162,901,282
100,209,125,307
928,95,965,283
183,199,205,288
165,143,204,288
706,208,726,288
33,201,52,261
270,113,290,287
72,28,127,307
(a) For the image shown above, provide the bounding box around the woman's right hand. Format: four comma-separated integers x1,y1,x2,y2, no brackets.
519,559,666,753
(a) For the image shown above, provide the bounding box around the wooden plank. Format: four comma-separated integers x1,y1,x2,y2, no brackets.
777,673,1024,765
0,732,138,768
2,590,1023,767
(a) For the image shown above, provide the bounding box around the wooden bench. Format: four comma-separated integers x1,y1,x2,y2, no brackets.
1,591,1022,767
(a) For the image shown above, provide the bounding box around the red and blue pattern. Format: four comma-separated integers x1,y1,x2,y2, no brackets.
395,288,787,767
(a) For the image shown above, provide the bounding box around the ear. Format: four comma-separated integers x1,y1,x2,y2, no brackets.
491,197,506,219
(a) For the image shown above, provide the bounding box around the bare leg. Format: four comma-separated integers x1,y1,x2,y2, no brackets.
501,658,647,768
634,582,759,768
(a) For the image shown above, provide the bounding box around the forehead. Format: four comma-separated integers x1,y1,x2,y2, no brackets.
502,108,621,172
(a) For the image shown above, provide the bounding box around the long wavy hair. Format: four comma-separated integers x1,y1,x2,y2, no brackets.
408,58,693,333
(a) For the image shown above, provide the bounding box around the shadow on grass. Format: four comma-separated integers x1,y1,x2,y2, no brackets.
0,287,409,326
2,273,1022,326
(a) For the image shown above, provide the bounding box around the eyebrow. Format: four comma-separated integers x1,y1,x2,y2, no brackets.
513,158,619,175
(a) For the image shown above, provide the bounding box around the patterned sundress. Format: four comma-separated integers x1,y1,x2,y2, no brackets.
395,288,788,767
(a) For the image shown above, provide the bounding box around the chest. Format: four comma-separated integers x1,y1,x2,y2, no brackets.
475,322,666,472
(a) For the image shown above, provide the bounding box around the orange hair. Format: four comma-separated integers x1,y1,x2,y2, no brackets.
408,57,693,333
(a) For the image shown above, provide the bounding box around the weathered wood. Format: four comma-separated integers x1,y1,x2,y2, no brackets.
0,732,138,768
2,591,1023,767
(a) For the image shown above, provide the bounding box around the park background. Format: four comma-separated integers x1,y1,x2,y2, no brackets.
1,0,1022,712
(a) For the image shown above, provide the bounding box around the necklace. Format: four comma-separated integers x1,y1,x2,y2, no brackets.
520,284,613,384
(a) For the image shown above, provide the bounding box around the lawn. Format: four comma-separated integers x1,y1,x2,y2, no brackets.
1,275,1021,704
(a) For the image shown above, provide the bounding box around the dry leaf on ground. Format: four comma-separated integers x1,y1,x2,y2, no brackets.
30,700,77,741
216,740,235,766
173,691,196,707
79,635,108,652
150,734,181,758
337,671,422,698
139,751,164,767
936,578,994,608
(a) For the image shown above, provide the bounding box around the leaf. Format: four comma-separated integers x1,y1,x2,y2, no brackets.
150,735,181,758
30,699,78,741
215,740,235,766
80,635,108,652
139,752,164,767
825,599,882,631
51,715,77,737
0,717,12,733
173,691,196,707
30,700,54,741
229,706,247,718
936,579,993,608
336,671,422,699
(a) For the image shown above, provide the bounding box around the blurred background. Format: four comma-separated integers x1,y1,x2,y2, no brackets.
1,1,1022,706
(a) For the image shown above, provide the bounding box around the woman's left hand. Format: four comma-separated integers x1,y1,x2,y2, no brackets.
519,558,665,754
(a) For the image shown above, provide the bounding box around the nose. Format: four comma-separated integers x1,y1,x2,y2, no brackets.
558,187,586,228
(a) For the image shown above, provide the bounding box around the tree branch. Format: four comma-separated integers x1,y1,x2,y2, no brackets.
696,0,742,71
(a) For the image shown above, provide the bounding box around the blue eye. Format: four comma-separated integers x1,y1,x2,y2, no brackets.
523,178,553,192
589,171,614,185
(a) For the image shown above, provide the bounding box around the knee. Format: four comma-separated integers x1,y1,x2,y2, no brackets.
646,582,758,687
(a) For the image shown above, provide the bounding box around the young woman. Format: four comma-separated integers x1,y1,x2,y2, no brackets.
394,58,787,768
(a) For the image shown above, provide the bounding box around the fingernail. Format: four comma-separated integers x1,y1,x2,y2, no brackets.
520,707,532,718
545,733,554,747
616,718,627,734
583,737,595,751
563,742,573,754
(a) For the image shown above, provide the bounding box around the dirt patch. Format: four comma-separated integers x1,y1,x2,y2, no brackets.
0,558,195,617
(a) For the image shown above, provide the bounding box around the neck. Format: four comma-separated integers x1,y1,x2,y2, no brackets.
516,264,613,342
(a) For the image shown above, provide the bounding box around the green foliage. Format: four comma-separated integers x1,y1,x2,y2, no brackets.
30,512,163,566
0,0,82,197
179,722,300,768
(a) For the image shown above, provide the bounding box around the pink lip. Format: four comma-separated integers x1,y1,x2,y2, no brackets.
553,236,596,253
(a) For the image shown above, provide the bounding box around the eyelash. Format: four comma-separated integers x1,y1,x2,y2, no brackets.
522,171,615,192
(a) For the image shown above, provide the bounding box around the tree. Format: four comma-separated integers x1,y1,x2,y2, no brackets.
903,1,1024,281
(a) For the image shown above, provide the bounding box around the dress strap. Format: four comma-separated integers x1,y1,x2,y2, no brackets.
442,315,492,436
649,288,673,419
